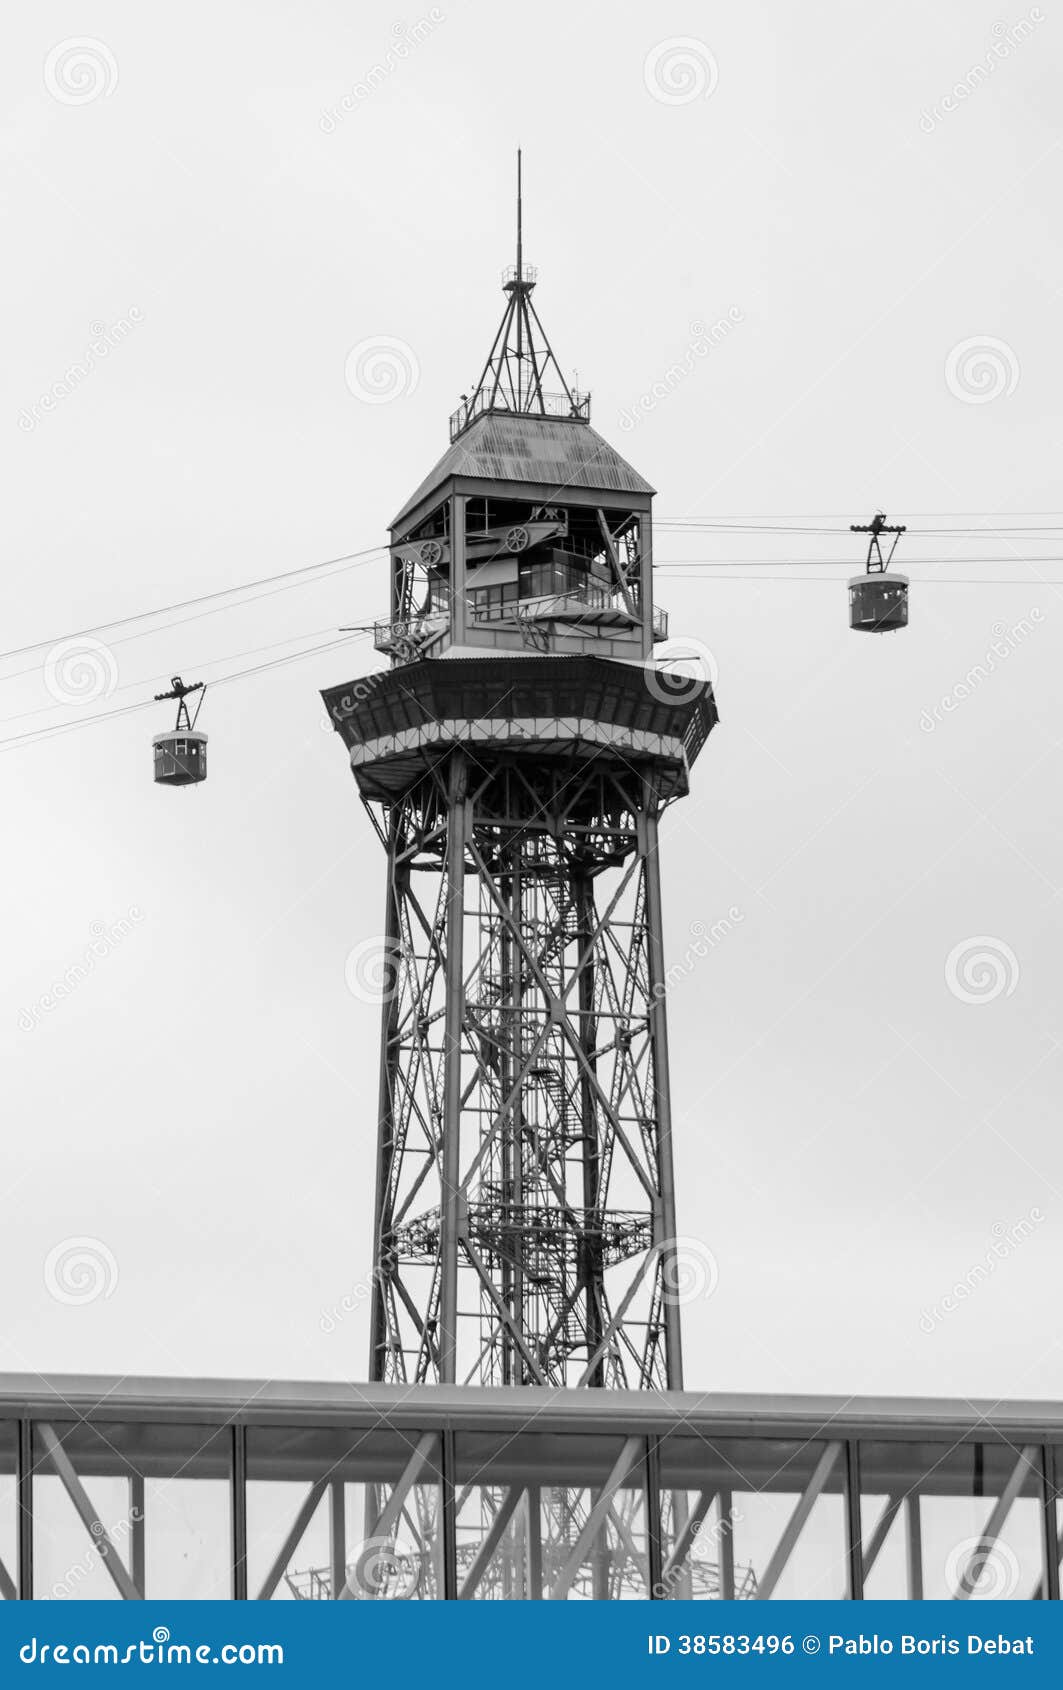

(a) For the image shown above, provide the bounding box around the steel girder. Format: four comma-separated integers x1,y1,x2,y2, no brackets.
366,750,685,1393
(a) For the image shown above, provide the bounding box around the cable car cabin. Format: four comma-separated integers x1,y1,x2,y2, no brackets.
153,731,207,786
848,572,909,634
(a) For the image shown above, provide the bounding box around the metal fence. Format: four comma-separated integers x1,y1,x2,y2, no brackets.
1,1379,1059,1600
449,390,592,442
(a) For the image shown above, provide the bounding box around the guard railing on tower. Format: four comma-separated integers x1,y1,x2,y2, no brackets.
449,388,592,442
374,583,668,657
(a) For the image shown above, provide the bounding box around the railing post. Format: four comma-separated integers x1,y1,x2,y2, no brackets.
440,1430,458,1600
645,1437,663,1599
845,1439,864,1601
1042,1443,1060,1601
17,1418,32,1601
231,1424,247,1600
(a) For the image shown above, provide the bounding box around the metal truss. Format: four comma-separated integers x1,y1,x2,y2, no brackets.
448,150,588,441
367,749,684,1392
5,1392,1059,1600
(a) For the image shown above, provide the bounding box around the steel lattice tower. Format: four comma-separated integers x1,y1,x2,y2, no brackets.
324,162,716,1396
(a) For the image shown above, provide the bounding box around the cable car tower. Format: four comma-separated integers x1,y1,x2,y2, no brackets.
324,158,717,1394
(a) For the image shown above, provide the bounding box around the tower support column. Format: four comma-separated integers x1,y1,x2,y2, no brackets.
641,804,684,1392
326,653,716,1393
439,752,468,1384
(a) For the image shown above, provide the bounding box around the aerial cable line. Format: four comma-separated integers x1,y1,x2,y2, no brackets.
0,633,362,752
0,554,386,688
5,525,1060,673
0,624,373,731
652,561,1063,574
0,631,368,754
656,572,1063,584
656,520,1063,535
656,510,1063,520
0,543,387,668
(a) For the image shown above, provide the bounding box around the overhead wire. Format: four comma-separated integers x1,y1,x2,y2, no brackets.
7,515,1063,674
657,573,1063,584
6,510,1061,757
0,623,377,731
656,515,1063,528
0,631,371,754
655,561,1063,574
0,542,387,669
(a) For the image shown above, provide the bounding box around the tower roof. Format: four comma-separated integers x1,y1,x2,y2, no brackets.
390,411,655,530
391,151,655,531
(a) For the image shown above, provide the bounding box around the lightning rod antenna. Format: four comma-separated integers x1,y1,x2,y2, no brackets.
516,147,523,285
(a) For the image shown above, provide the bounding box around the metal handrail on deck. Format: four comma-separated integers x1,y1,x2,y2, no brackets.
449,388,591,442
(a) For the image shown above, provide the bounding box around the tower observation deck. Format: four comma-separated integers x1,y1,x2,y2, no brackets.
323,158,717,1397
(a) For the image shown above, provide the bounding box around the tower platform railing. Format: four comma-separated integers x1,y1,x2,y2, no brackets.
449,387,591,442
374,586,667,656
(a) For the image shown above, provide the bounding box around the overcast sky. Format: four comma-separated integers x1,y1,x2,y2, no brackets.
2,0,1061,1407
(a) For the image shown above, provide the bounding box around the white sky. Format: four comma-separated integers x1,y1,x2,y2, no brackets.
2,0,1061,1406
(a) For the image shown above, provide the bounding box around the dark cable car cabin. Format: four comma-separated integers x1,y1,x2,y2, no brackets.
848,512,908,634
848,571,909,633
153,675,207,787
152,730,207,785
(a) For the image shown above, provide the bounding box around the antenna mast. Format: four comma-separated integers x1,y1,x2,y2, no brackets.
448,151,588,439
516,147,523,284
515,148,524,401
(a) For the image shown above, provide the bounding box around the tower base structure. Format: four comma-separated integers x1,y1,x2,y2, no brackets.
324,655,716,1392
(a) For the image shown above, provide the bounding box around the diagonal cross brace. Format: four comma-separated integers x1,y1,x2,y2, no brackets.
37,1422,141,1601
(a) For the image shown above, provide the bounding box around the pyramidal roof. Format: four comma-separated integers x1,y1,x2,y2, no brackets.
390,152,655,531
391,412,655,530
